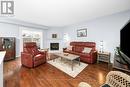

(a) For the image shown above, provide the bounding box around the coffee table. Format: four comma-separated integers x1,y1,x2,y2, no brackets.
53,52,80,71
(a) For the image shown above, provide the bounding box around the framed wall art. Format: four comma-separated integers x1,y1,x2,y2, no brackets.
77,29,87,37
52,34,57,38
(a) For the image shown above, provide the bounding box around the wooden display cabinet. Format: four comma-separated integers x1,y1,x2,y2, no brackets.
0,37,16,61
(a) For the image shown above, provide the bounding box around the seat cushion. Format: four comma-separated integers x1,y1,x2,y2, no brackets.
80,53,91,58
34,54,44,61
74,46,84,53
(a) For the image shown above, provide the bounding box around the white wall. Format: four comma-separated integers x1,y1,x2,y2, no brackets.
62,10,130,63
45,27,64,52
0,23,20,57
42,29,48,48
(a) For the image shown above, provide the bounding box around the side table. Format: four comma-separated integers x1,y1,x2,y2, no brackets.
97,52,111,68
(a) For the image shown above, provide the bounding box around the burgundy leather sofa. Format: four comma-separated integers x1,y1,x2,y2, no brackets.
21,42,46,68
63,42,97,64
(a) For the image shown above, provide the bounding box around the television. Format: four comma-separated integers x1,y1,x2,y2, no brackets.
120,20,130,58
120,19,130,69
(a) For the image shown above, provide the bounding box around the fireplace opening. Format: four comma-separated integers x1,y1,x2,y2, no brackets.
50,43,59,50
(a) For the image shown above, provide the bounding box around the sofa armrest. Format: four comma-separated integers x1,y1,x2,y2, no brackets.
38,51,46,55
21,52,33,57
21,52,33,64
91,50,97,53
90,50,97,62
90,50,97,56
38,49,48,54
37,51,47,61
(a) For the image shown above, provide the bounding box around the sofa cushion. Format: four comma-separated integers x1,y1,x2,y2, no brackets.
80,53,91,58
71,52,91,58
74,46,84,53
82,47,92,53
71,51,81,55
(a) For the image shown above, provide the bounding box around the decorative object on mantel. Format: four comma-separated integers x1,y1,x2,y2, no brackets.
77,29,87,37
52,34,57,38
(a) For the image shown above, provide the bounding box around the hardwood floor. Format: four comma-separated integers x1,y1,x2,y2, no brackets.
4,57,112,87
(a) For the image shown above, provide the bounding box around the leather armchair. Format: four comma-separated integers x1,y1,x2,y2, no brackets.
21,42,46,68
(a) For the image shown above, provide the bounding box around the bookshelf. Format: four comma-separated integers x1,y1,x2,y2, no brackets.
22,33,41,49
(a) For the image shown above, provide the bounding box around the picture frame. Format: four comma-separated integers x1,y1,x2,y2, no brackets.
52,34,57,38
77,29,87,37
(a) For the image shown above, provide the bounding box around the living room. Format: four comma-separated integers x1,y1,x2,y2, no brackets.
0,0,130,87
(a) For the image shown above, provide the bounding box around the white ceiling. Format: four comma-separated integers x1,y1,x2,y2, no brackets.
14,0,130,27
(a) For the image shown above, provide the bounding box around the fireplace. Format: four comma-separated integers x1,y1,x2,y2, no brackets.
50,43,59,50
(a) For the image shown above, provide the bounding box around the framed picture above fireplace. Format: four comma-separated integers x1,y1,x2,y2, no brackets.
52,34,57,38
77,29,87,37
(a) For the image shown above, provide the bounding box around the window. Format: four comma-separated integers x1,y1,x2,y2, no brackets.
22,30,42,49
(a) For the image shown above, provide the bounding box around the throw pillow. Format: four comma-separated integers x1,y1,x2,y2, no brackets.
82,47,92,53
67,46,72,51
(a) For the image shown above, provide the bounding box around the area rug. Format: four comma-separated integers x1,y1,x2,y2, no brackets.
47,58,88,78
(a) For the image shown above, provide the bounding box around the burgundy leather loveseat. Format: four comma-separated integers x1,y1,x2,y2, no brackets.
63,42,97,64
21,42,46,68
